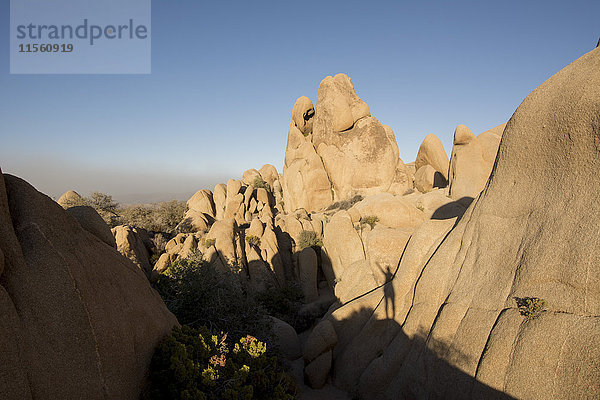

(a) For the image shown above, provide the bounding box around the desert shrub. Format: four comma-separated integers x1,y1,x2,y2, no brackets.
118,200,186,232
88,192,119,217
360,215,379,229
145,325,296,400
325,194,364,211
253,176,270,190
254,284,305,330
60,191,120,225
200,238,216,248
155,252,270,340
297,230,323,249
245,235,261,247
515,297,547,319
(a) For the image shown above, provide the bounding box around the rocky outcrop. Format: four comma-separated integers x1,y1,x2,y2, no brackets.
313,74,408,200
304,47,600,399
282,74,411,213
0,170,177,400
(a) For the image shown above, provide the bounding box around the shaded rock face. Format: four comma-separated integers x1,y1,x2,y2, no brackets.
0,171,177,400
65,205,116,248
305,48,600,399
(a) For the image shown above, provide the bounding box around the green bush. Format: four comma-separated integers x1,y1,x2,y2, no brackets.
360,215,379,229
245,235,261,247
200,238,216,248
155,252,270,340
515,297,547,319
253,176,270,190
297,230,323,249
254,284,307,331
118,200,186,232
145,325,296,400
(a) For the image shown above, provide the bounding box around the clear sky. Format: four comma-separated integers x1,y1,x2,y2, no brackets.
1,0,598,203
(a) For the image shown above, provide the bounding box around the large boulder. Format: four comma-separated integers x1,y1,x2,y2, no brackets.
291,96,315,135
65,206,116,248
269,317,302,361
112,225,152,278
447,123,500,203
352,193,425,229
242,169,261,186
322,210,365,283
312,74,404,199
309,47,600,399
176,189,215,233
413,164,446,193
414,133,450,181
213,183,227,220
0,171,177,399
57,190,84,208
258,164,279,188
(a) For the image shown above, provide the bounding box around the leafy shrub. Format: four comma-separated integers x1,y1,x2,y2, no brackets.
360,215,379,229
297,230,323,249
155,252,270,340
60,191,120,225
146,325,296,400
515,297,547,319
254,284,305,331
253,176,270,190
245,235,261,247
118,200,186,232
200,238,216,248
325,194,364,211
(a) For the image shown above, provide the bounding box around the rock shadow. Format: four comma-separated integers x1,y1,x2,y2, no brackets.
327,306,517,399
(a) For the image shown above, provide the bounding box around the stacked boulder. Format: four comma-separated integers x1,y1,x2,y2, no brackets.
312,74,410,200
282,74,412,214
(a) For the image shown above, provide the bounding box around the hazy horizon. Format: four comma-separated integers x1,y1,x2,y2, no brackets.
1,0,598,203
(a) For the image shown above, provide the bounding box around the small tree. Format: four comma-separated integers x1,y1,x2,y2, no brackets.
252,176,270,190
88,191,120,217
297,230,322,249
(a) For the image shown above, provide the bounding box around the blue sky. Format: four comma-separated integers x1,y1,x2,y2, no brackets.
0,0,598,202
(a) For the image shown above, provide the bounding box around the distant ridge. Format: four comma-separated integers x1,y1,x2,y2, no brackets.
115,191,196,205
